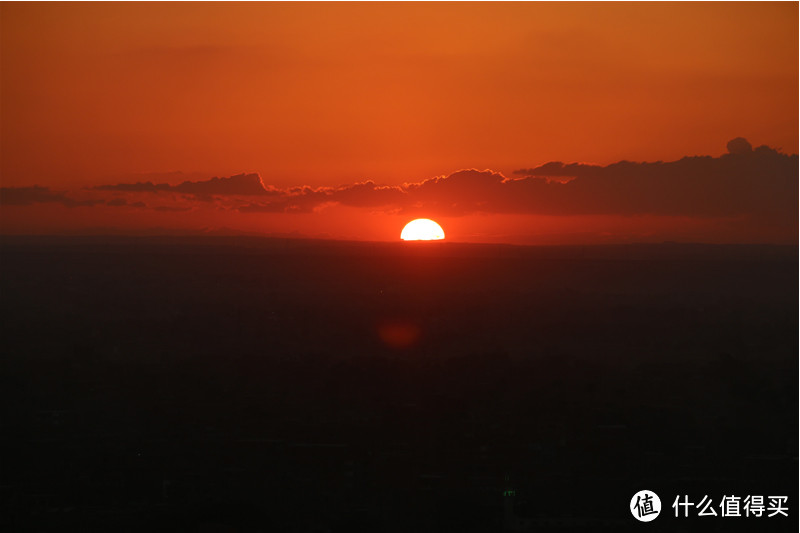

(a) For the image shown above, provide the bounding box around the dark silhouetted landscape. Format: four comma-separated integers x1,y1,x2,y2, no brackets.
1,236,796,532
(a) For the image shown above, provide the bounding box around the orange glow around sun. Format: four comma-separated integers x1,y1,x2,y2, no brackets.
401,219,445,241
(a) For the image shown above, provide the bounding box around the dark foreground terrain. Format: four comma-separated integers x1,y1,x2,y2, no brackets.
1,236,797,532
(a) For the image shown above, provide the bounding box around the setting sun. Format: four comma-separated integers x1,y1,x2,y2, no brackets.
401,219,445,241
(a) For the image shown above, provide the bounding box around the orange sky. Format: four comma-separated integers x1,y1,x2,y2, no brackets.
1,2,798,244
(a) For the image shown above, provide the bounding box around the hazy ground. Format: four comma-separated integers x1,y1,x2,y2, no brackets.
1,236,797,531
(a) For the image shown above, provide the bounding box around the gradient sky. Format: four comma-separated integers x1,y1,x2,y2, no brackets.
1,2,797,244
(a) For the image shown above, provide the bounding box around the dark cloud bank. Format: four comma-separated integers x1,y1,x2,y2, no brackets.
95,173,275,196
0,186,101,208
237,139,797,222
2,140,796,226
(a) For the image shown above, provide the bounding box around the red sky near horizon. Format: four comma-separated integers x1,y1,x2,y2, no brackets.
1,2,797,244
